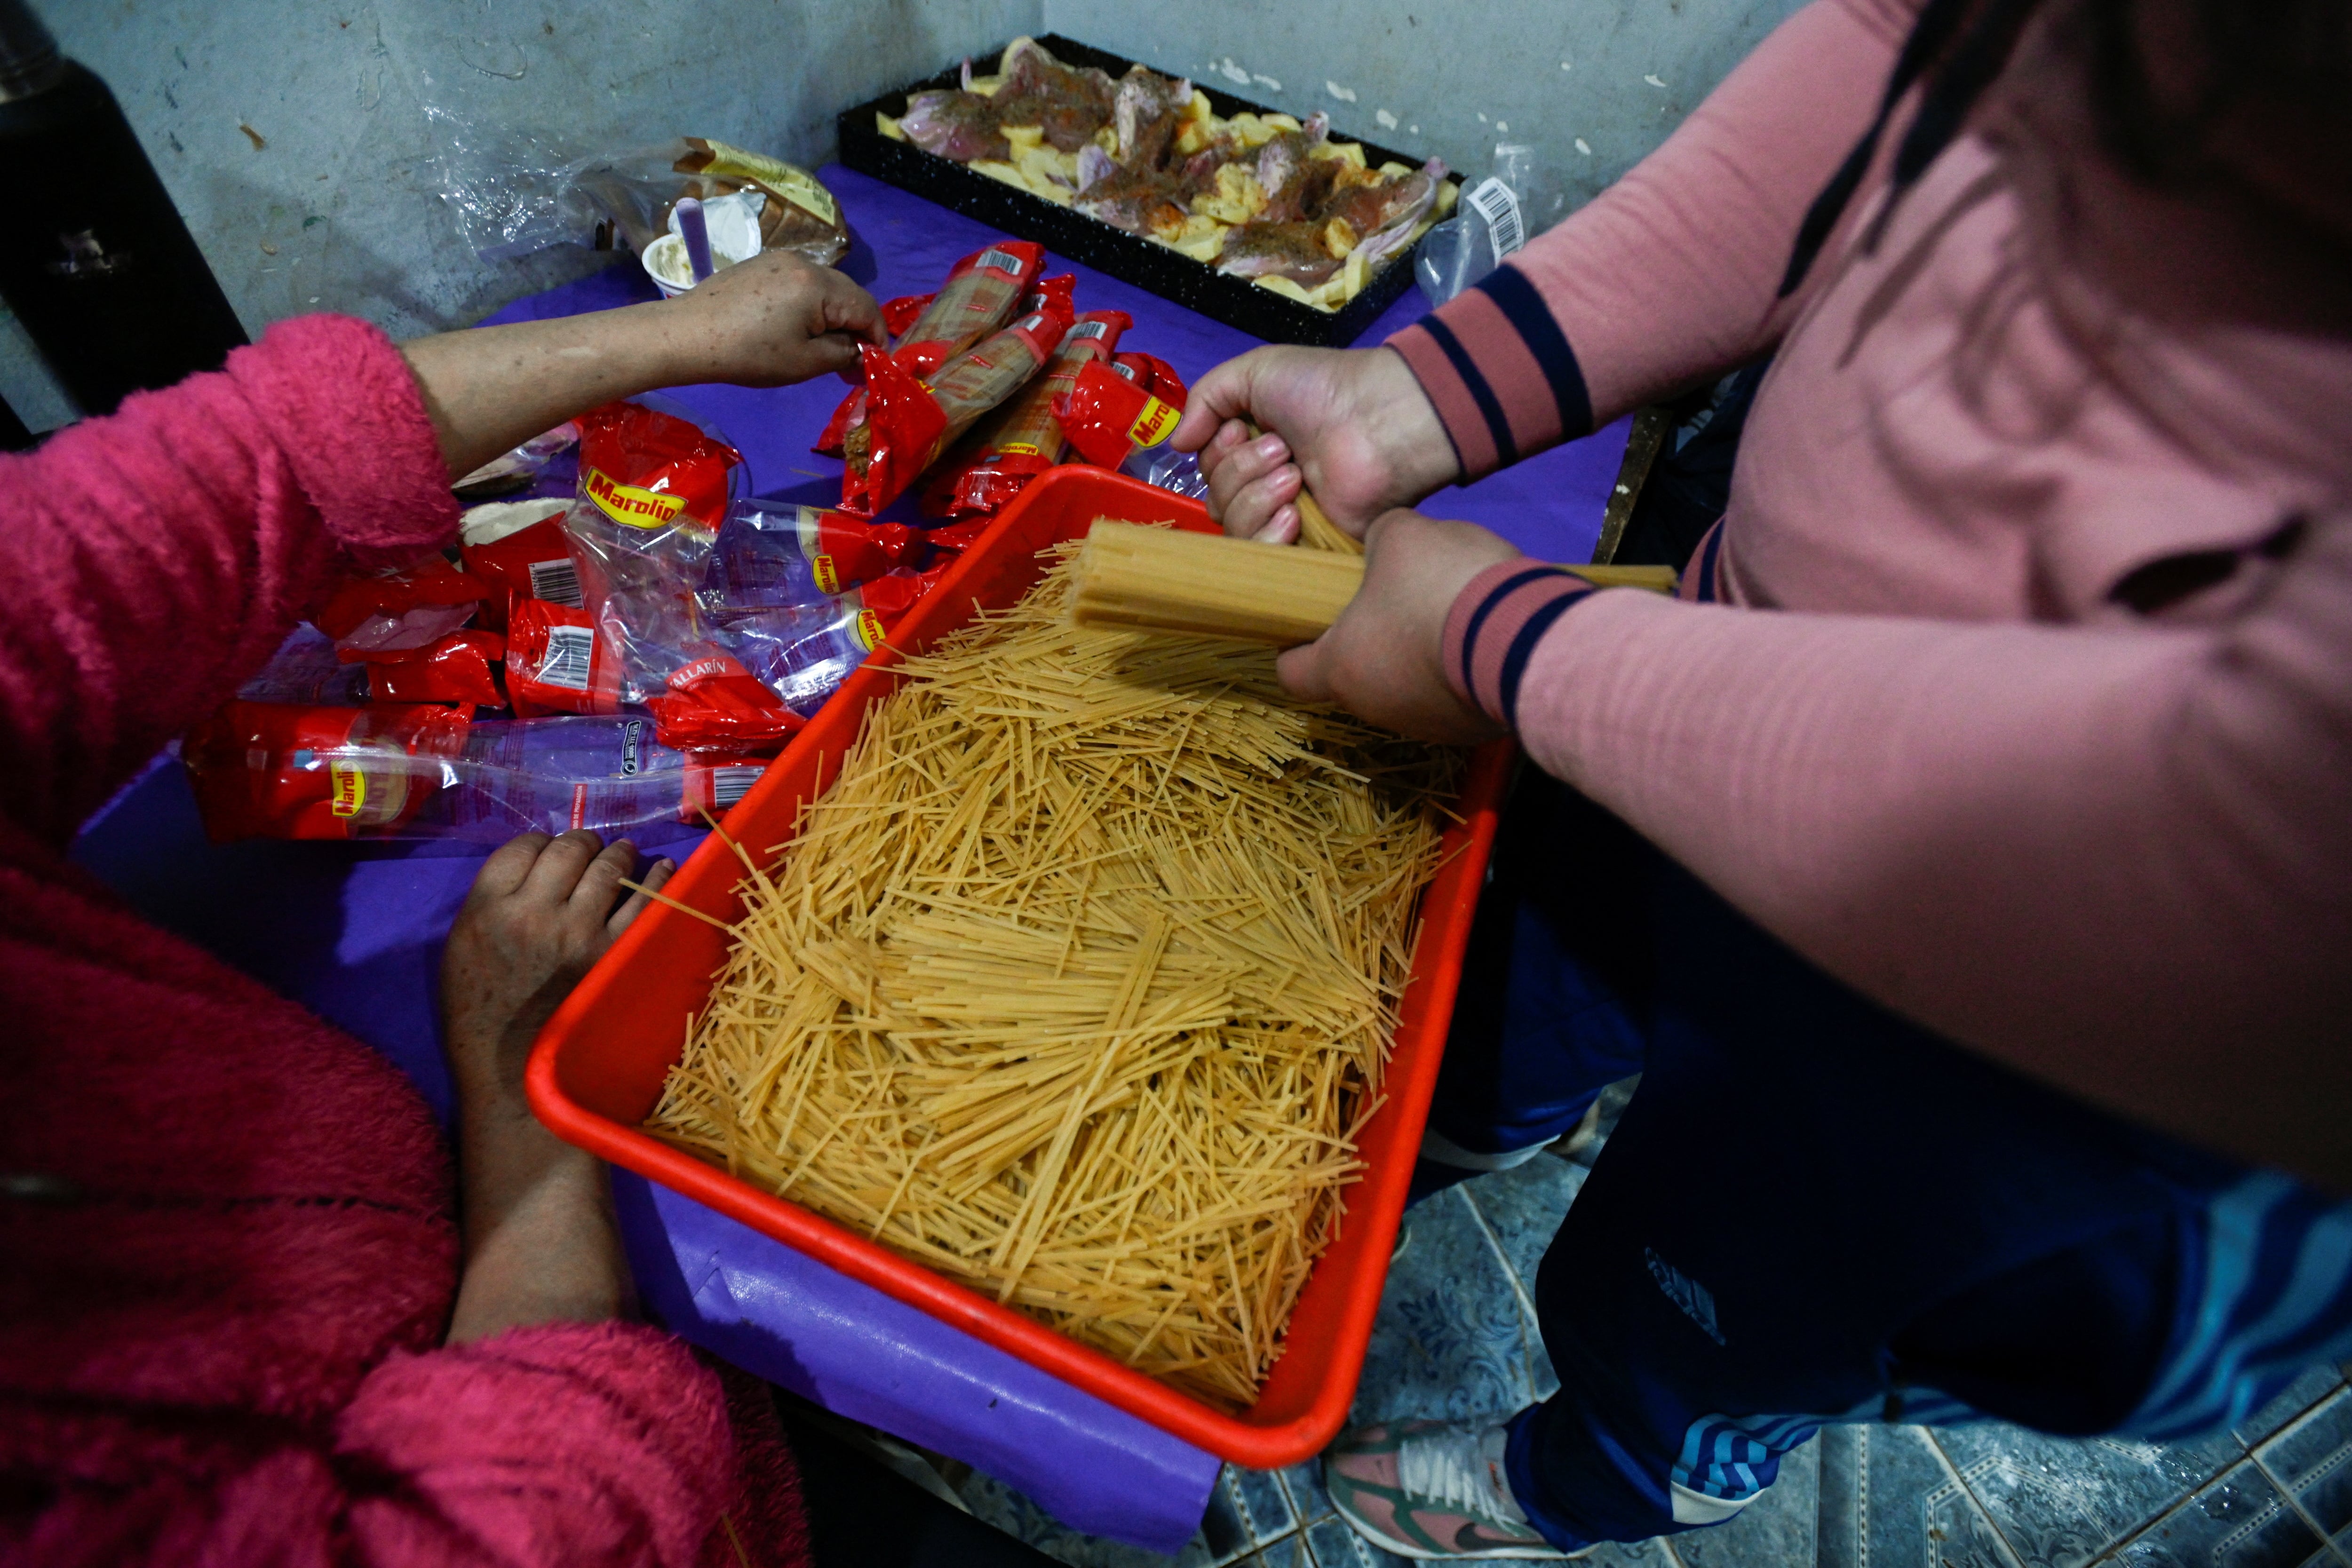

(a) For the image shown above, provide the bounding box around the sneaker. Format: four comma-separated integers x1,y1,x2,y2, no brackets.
1324,1419,1582,1560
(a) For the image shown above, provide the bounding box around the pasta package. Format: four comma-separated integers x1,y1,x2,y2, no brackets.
647,540,1459,1408
644,653,807,753
183,700,470,841
1057,355,1185,470
923,308,1131,518
840,304,1071,516
461,516,583,633
699,501,922,613
816,242,1047,456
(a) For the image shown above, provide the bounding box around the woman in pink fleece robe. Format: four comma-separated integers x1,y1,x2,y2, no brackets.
1,251,882,1565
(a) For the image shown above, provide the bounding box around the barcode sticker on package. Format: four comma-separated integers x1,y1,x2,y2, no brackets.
538,624,596,691
1068,320,1109,341
709,764,763,808
528,557,584,608
977,247,1021,274
1464,177,1526,265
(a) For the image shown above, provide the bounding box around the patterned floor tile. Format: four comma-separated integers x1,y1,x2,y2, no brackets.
2237,1369,2348,1452
1851,1425,2018,1568
2095,1460,2328,1568
1302,1513,1410,1568
2253,1389,2352,1548
1351,1184,1547,1428
958,1465,1216,1567
1669,1433,1820,1568
1934,1421,2246,1567
1278,1458,1337,1530
1237,1533,1313,1568
1224,1465,1296,1549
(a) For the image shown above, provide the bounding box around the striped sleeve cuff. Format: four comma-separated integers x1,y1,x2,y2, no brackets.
1442,559,1600,727
1385,265,1595,481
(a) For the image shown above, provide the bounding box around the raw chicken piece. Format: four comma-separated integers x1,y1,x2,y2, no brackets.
1328,157,1448,269
1253,113,1334,221
1075,162,1195,238
1112,65,1195,169
991,37,1118,151
899,89,1010,162
1216,221,1344,283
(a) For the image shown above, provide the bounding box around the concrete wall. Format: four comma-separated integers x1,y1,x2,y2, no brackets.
1045,0,1802,210
5,0,1800,432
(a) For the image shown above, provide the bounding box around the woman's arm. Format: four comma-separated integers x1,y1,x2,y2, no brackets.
0,254,878,846
1287,509,2352,1189
1176,0,1923,541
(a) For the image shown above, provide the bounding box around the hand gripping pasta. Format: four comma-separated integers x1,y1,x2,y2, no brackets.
645,537,1462,1408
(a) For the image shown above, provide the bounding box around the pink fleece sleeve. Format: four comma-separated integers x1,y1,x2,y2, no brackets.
1388,0,1917,477
1470,516,2352,1177
322,1322,735,1566
0,314,456,844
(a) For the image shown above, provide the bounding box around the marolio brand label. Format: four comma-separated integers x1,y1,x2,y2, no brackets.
585,467,687,529
853,609,886,651
997,442,1043,457
810,553,841,596
329,761,367,818
1127,395,1179,449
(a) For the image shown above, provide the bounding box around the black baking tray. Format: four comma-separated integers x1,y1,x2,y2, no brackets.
836,33,1438,348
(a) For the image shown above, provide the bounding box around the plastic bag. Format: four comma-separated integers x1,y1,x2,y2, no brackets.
644,653,806,752
461,515,582,633
561,398,746,704
183,700,471,841
430,118,849,267
311,553,489,653
189,704,766,842
923,309,1131,518
345,630,507,709
699,501,922,617
726,598,890,716
1416,144,1568,306
506,597,617,715
1057,356,1184,470
417,715,766,839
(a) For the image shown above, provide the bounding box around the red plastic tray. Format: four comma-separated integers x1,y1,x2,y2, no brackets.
527,466,1512,1468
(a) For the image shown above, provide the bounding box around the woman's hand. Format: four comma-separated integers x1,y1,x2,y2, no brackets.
1169,345,1460,543
1277,509,1522,743
438,830,672,1344
655,250,884,387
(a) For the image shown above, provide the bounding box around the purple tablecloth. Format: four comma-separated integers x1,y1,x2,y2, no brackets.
68,164,1626,1553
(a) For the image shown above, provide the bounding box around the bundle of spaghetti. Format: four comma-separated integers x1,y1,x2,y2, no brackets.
646,536,1460,1408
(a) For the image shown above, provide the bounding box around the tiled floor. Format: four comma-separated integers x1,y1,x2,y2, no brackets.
955,1080,2352,1568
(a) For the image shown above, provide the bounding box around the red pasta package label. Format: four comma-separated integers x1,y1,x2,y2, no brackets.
840,305,1070,517
506,597,618,715
183,701,470,842
574,400,742,535
1114,352,1188,405
461,517,581,632
814,242,1046,457
311,552,490,651
645,653,807,752
342,629,507,709
853,563,950,623
925,309,1131,518
1057,356,1187,470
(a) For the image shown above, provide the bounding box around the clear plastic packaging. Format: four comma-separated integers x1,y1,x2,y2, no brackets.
1415,144,1569,307
184,704,763,842
1122,444,1209,501
430,125,850,267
